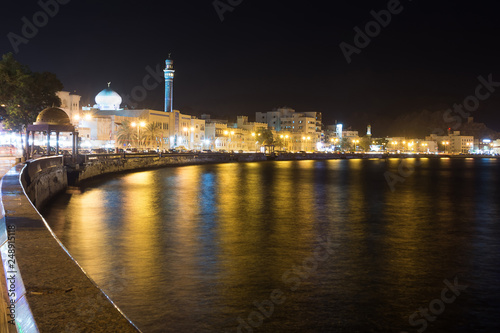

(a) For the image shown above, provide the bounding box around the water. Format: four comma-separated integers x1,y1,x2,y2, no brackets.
43,158,500,332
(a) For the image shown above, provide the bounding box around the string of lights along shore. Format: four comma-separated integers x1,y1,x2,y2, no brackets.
2,55,499,156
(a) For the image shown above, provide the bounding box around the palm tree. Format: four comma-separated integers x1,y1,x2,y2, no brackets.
142,122,162,149
116,120,137,148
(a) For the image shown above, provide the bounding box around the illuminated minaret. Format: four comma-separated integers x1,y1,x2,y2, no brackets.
164,55,175,112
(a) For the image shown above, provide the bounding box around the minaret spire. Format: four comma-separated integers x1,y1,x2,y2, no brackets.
164,56,175,112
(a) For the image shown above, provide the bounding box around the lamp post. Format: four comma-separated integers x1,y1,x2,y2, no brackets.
441,141,449,154
183,127,190,149
222,130,235,151
466,142,473,153
190,126,195,150
352,139,359,152
132,121,146,150
391,141,398,153
252,132,261,152
408,141,414,152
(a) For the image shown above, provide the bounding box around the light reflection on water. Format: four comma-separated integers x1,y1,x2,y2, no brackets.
43,159,500,332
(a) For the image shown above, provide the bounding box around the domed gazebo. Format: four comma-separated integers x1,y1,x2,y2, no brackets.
26,107,78,159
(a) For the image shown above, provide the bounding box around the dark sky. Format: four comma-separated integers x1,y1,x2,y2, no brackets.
2,0,500,134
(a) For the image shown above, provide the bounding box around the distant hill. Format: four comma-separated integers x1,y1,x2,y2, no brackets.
380,109,500,139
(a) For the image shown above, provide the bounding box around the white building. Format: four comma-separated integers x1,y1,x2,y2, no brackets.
56,91,82,125
426,131,474,154
256,107,322,151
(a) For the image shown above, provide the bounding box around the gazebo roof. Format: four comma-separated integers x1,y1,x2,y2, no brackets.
27,107,75,132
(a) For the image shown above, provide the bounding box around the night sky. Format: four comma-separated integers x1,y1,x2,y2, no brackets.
2,0,500,135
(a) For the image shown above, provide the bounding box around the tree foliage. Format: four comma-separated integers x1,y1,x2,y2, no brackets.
256,128,274,145
142,122,162,148
0,53,63,132
116,119,137,147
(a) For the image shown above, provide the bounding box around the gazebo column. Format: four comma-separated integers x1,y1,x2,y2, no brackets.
31,131,35,158
72,132,76,160
56,131,60,155
72,131,79,160
46,131,51,156
25,130,29,161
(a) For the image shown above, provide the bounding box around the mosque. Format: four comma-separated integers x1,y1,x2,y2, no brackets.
57,58,207,150
50,57,280,153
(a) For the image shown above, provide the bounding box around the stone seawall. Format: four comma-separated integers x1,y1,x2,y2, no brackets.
21,157,68,210
73,153,268,184
0,158,141,332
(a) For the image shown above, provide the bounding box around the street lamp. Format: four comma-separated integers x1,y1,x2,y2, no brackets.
441,141,449,154
132,121,146,150
352,139,359,152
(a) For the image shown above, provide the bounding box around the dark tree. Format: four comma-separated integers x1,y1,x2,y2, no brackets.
255,128,274,146
0,53,63,132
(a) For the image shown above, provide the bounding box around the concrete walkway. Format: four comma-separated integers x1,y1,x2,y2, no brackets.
0,157,17,333
0,158,140,332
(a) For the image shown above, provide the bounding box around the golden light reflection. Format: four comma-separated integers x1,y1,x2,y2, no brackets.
161,166,204,301
68,189,108,272
270,161,315,273
121,171,161,285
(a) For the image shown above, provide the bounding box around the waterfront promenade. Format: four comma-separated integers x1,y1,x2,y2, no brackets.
0,157,140,332
0,157,16,333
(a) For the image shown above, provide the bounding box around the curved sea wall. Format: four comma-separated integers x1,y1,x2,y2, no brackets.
72,152,268,184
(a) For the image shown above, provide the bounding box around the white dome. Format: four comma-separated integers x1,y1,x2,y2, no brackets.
95,87,122,110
